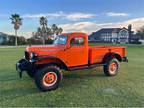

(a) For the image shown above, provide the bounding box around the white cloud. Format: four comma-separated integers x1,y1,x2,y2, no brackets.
106,12,130,17
6,17,144,38
5,31,32,39
65,12,95,21
60,17,144,34
21,32,33,38
22,11,95,21
22,12,64,19
60,22,97,33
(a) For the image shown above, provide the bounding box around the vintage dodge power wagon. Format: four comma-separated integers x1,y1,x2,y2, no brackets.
16,32,128,91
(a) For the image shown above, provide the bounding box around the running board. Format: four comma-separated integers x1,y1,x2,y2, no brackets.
69,63,105,71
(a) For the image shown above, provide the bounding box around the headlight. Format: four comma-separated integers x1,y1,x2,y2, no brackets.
30,52,38,59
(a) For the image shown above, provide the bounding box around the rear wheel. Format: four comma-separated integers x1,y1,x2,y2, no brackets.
104,58,120,76
35,66,62,91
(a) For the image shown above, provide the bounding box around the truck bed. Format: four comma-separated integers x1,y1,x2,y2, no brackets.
89,46,126,64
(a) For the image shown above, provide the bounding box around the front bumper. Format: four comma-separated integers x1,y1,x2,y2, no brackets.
16,59,33,78
122,57,128,62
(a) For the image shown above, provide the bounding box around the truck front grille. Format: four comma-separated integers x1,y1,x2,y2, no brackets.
25,51,30,60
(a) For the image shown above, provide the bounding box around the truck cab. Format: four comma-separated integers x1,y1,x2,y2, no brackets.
16,32,128,91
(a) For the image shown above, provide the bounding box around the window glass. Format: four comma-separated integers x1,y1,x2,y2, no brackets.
71,37,84,46
53,35,67,45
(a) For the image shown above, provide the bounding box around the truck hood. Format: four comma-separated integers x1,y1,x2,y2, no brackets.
26,45,65,56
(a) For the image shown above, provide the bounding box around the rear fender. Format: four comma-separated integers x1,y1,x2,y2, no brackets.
103,53,122,63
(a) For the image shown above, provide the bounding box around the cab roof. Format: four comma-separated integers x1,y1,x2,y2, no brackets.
61,32,87,37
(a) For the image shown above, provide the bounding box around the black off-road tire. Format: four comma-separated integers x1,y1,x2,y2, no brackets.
104,58,120,76
35,66,62,92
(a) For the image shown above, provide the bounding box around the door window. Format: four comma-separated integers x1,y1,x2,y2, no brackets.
70,37,84,46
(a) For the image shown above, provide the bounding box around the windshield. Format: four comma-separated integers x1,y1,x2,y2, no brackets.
53,35,68,45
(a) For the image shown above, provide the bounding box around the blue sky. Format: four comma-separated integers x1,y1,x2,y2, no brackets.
0,0,144,38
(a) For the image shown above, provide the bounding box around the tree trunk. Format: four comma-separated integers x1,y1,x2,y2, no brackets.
15,30,18,46
42,37,45,45
42,33,45,45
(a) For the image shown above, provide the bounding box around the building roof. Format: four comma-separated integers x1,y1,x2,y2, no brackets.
97,28,122,33
89,28,128,38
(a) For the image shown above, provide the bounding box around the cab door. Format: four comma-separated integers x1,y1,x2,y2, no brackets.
66,36,88,67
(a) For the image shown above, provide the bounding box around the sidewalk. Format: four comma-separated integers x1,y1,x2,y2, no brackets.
0,45,26,48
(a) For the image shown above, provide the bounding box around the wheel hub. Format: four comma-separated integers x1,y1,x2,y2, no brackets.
43,72,57,87
109,62,117,74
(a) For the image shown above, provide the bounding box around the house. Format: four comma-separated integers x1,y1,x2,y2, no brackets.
89,25,133,44
139,39,144,45
0,32,8,44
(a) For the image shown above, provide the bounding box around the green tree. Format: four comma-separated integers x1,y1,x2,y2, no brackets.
17,36,27,45
51,24,63,35
46,27,53,37
57,27,63,35
27,37,42,45
51,24,58,35
35,27,42,39
10,13,22,46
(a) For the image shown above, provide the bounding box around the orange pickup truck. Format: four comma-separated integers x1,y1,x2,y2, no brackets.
16,32,128,91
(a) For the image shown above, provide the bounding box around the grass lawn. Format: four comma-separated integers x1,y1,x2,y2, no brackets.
0,44,144,107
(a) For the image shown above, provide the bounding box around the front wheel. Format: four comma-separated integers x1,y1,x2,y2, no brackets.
103,58,120,76
35,66,62,91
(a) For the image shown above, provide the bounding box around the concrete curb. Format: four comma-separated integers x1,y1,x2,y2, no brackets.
0,46,26,48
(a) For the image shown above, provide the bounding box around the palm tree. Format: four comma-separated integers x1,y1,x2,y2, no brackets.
10,14,22,46
40,16,47,45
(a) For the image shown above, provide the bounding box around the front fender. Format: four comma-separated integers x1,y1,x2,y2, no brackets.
36,56,68,70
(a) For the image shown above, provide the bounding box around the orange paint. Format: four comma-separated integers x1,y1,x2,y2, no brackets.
26,32,127,68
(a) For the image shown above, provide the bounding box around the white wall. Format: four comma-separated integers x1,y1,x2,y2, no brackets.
139,39,144,45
